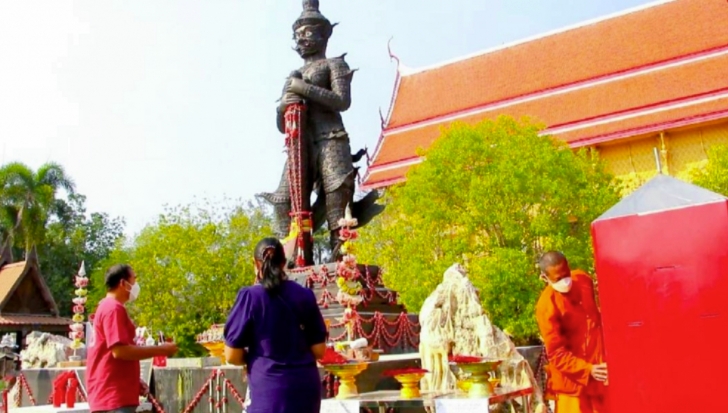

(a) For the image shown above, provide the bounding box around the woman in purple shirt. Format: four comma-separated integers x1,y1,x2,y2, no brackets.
223,238,327,413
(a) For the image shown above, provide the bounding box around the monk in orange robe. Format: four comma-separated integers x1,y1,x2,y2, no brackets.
535,251,608,413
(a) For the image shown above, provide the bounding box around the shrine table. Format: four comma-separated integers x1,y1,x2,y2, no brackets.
322,386,534,413
9,402,152,413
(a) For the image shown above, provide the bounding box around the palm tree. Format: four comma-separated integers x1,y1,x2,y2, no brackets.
0,162,75,253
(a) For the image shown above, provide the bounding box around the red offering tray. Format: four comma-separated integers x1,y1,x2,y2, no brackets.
448,355,485,364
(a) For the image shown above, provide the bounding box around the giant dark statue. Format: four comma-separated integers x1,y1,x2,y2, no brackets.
258,0,381,266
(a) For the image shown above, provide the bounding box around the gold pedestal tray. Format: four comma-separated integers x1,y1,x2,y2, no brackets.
200,341,225,364
324,362,368,399
457,375,501,393
452,360,503,398
392,373,426,399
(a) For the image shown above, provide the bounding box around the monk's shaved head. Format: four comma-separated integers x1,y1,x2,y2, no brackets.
539,251,567,272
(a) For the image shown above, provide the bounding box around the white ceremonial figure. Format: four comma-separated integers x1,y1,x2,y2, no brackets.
418,264,547,413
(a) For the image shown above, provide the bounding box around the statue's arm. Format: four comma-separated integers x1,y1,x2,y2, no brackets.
299,55,355,112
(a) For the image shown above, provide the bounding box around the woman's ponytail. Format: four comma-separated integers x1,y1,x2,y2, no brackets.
254,238,287,293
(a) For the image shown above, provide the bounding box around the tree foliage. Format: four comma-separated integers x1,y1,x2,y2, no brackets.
89,199,273,356
40,193,125,316
357,117,620,344
690,144,728,196
0,162,75,252
0,161,124,315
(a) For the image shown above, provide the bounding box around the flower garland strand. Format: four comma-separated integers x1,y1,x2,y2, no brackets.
70,262,87,355
284,103,311,268
335,205,363,307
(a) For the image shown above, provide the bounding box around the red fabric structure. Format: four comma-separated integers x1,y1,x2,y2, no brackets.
591,175,728,412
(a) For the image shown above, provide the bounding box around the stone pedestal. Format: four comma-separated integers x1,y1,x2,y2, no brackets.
288,263,420,354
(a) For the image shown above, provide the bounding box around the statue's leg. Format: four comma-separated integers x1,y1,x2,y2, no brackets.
272,202,292,238
318,136,356,259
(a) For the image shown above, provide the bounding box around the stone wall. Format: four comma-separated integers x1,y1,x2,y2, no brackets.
16,347,544,413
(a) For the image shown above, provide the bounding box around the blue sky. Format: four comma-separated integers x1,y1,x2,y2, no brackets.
0,0,653,235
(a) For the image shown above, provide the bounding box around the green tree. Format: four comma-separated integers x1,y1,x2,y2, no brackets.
86,239,134,309
357,117,620,344
40,193,125,316
690,144,728,196
0,162,75,253
313,225,332,264
89,199,273,356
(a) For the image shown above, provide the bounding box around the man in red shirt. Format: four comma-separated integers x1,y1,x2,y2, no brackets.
87,264,177,413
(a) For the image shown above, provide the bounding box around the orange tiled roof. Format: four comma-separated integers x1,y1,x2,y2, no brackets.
364,0,728,189
363,163,412,188
0,314,71,326
559,98,728,145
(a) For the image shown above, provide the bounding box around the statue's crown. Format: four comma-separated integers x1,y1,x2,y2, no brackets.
302,0,319,11
293,0,333,37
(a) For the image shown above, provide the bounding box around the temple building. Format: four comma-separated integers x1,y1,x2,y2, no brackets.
363,0,728,193
0,244,71,347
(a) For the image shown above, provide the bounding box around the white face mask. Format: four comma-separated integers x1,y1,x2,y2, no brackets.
550,277,573,294
126,281,141,301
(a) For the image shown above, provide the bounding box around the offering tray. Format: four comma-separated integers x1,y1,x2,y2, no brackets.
332,386,534,413
322,362,368,399
450,358,503,397
196,324,225,362
383,368,428,399
200,341,225,363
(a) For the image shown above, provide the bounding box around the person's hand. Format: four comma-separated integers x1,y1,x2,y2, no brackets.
590,363,608,382
157,343,178,357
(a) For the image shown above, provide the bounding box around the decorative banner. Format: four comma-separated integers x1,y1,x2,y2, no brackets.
435,398,490,412
70,261,88,351
320,399,360,413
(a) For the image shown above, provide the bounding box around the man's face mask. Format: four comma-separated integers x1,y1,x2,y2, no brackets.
541,274,573,294
125,280,141,301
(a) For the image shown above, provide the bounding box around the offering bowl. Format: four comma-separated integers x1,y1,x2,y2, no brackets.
324,362,368,399
385,369,428,399
200,341,225,363
451,359,503,398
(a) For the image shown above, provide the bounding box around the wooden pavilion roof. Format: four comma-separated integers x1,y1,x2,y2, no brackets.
0,245,70,327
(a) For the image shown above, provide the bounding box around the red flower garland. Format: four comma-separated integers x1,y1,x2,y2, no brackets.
339,228,358,241
319,348,350,365
284,103,310,267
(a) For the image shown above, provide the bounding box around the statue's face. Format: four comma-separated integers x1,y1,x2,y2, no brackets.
294,24,326,57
